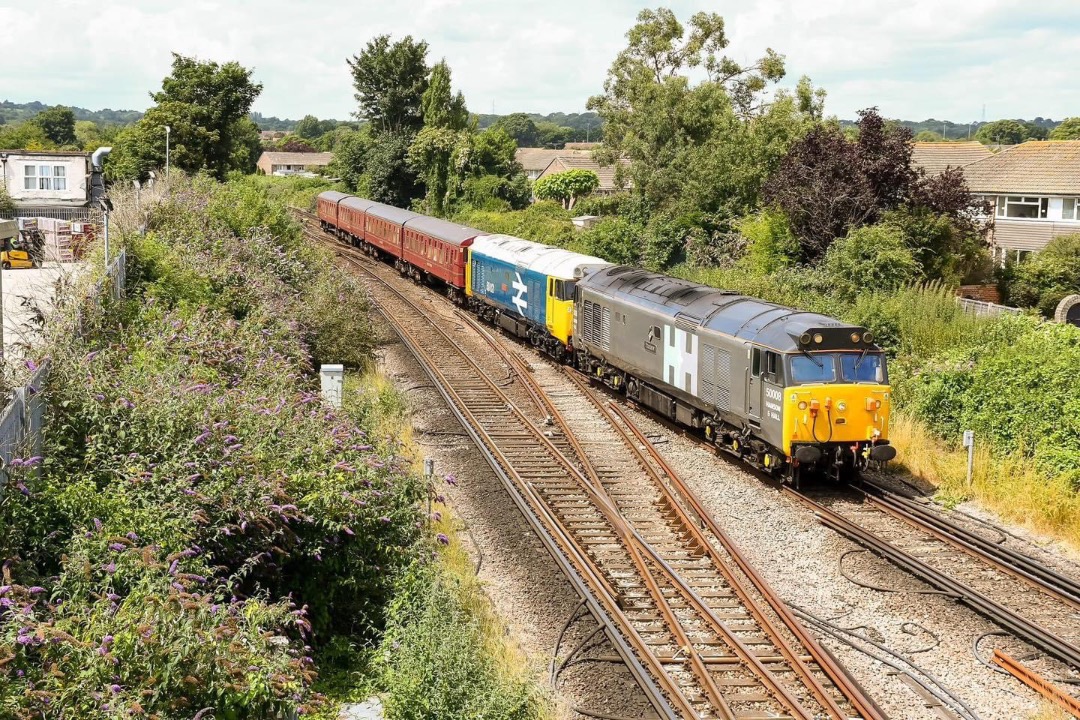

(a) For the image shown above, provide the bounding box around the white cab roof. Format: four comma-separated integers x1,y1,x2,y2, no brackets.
471,234,611,280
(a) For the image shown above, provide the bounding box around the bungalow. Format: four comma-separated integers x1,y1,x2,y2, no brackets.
961,141,1080,262
515,147,592,182
256,151,333,177
535,155,631,198
0,150,92,219
910,141,992,177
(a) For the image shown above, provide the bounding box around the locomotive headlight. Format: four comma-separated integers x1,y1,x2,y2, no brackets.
837,401,847,412
798,401,807,410
850,332,861,343
799,332,812,345
813,333,824,344
862,331,874,344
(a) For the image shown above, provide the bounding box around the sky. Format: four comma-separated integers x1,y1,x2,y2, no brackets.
1,0,1078,123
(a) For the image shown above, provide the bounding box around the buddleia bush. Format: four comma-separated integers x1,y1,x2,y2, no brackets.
0,176,422,716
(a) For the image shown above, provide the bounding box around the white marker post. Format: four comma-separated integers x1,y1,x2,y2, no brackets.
320,364,344,408
963,430,975,489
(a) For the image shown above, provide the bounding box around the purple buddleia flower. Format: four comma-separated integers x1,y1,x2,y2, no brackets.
193,430,211,445
109,543,125,552
444,473,458,486
24,359,37,372
103,563,116,575
28,586,45,595
436,533,450,546
93,518,103,531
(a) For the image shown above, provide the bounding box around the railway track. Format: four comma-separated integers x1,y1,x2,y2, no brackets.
791,485,1080,673
301,215,887,719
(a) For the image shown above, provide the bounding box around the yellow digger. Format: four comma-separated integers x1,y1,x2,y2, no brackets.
0,219,41,269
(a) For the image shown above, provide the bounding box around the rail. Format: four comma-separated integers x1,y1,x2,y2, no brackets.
303,213,887,719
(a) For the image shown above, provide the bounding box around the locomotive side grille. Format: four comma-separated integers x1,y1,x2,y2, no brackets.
581,300,611,351
701,344,731,411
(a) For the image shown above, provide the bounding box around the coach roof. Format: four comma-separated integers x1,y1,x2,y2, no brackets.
340,196,379,212
318,190,350,204
404,215,484,246
365,202,419,225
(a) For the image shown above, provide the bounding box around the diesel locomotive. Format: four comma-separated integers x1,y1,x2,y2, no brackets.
316,191,896,483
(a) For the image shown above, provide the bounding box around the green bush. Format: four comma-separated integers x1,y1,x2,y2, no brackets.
822,223,922,300
1004,234,1080,317
578,217,644,265
0,176,422,716
899,316,1080,480
454,202,575,247
739,210,798,274
379,563,544,720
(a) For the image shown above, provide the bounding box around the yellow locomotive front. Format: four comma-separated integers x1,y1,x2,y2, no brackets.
780,332,896,482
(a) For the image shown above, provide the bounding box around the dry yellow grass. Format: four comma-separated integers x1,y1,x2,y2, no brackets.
887,413,1080,551
1029,702,1072,720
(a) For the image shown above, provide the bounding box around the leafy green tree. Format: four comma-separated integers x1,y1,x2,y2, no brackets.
823,223,922,298
533,169,599,209
491,113,539,146
0,184,15,217
915,130,943,142
588,8,797,223
0,121,50,150
471,128,519,177
1049,118,1080,140
347,35,429,134
366,131,420,206
33,105,77,146
109,54,263,180
1006,234,1080,317
1022,122,1048,140
536,121,571,148
330,127,371,191
294,114,329,140
408,60,472,215
975,119,1029,145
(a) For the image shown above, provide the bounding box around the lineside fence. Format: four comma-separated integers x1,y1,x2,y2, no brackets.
956,296,1022,318
0,250,126,495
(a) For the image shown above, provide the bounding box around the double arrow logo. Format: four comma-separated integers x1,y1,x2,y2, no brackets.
512,271,528,314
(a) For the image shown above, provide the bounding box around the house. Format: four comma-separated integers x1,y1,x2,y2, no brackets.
961,141,1080,262
515,147,593,182
535,155,632,197
256,151,333,177
0,151,92,219
911,141,992,177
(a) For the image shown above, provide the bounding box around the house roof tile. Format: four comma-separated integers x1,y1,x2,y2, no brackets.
514,147,591,172
910,141,993,176
960,141,1080,195
538,155,631,192
258,152,333,166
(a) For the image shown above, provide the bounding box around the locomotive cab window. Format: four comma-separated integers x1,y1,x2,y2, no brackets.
765,351,779,378
553,280,577,301
751,347,762,377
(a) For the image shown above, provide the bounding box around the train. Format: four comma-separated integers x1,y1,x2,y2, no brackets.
317,191,896,484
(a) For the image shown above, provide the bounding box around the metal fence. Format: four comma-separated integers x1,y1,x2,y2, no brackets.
956,297,1023,318
8,207,95,222
0,251,126,495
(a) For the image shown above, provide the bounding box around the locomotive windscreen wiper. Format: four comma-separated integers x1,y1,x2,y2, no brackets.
800,347,823,367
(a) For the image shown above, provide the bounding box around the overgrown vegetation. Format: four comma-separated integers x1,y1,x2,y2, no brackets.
0,176,548,718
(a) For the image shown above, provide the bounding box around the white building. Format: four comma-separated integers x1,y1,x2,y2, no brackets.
0,151,92,217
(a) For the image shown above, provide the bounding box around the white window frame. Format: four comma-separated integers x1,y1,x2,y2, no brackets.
37,165,53,191
52,165,66,191
23,165,36,190
1063,197,1078,221
998,195,1048,220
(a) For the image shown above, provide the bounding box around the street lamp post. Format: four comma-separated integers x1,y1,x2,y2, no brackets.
165,125,171,179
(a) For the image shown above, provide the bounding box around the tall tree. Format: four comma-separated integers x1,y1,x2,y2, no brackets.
588,8,792,216
294,114,323,140
347,35,429,135
491,113,539,147
1049,117,1080,140
109,54,263,180
33,106,77,146
409,60,472,215
975,119,1029,145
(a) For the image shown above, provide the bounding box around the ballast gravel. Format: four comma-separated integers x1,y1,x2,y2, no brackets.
357,267,1078,720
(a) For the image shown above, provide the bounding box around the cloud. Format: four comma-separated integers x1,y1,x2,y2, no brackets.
0,0,1076,122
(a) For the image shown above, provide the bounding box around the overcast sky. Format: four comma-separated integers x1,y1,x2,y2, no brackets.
2,0,1078,123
